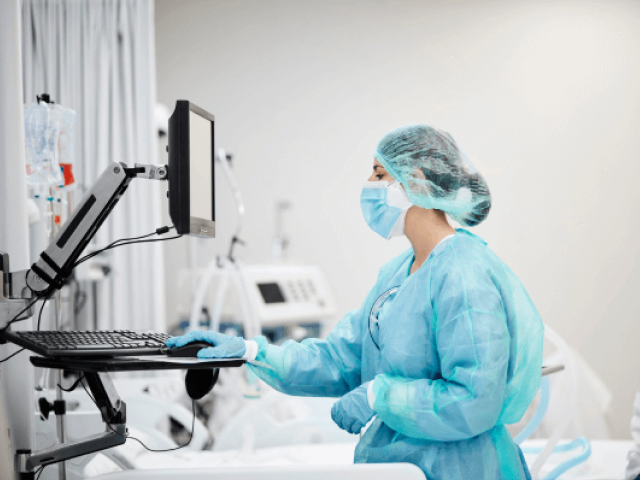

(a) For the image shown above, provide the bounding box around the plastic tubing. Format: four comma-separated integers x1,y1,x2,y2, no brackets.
529,324,579,479
543,437,591,480
189,258,220,332
210,264,230,333
522,437,591,480
514,376,550,445
216,148,245,241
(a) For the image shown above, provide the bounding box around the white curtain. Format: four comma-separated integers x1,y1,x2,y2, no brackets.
21,0,166,333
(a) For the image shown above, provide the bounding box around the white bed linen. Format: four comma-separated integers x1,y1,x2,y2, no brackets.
112,438,635,479
522,439,634,480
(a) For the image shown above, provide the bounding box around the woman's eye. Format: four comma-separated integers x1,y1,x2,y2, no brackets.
376,174,384,180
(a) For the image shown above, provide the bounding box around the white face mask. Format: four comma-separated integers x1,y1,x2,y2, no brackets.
360,180,413,239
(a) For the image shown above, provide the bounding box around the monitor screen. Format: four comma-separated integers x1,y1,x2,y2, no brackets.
167,101,215,238
189,110,213,221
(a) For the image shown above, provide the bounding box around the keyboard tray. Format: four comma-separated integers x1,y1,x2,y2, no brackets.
30,355,245,372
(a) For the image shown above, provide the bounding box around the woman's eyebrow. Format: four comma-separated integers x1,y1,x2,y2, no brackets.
373,165,384,171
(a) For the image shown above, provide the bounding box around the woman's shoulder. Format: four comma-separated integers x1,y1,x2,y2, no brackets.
430,229,487,261
431,229,498,277
433,229,524,288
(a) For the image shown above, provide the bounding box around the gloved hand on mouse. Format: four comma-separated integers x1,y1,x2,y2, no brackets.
166,330,257,360
167,330,376,434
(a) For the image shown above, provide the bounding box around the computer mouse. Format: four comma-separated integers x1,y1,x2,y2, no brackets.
165,341,212,357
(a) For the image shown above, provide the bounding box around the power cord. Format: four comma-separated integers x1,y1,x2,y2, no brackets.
69,278,87,317
59,278,86,319
25,226,178,295
80,381,196,452
36,297,48,331
57,374,85,393
0,297,49,363
0,296,41,334
126,402,195,452
72,226,179,268
0,347,25,363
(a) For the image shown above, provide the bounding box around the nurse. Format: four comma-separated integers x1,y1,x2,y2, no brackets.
167,125,544,480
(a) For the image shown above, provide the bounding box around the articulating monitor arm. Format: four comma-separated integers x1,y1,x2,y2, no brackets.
0,162,167,330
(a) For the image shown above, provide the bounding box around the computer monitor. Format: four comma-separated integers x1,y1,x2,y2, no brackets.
167,100,215,238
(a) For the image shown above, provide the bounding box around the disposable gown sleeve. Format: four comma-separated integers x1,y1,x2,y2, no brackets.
371,259,511,441
246,298,370,397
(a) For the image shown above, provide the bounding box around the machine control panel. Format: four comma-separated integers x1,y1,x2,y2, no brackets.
241,264,336,326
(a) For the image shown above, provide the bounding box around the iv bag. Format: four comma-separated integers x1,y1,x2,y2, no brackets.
56,104,77,167
56,104,77,190
23,102,77,186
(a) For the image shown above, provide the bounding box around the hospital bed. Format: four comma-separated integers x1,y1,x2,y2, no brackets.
34,380,635,480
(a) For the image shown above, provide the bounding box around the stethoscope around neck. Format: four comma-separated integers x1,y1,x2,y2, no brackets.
369,286,401,350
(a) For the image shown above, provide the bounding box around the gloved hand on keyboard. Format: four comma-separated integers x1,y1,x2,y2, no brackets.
166,330,249,359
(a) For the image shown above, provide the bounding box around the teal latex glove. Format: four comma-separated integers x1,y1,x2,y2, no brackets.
165,330,246,359
331,382,375,434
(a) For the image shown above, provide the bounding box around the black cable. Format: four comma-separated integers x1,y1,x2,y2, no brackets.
57,374,85,392
81,382,196,452
101,234,182,252
74,234,182,268
36,297,48,331
74,291,87,317
73,226,175,268
125,399,196,452
23,227,174,296
81,381,98,404
75,291,87,312
71,234,182,273
35,466,46,480
0,297,41,333
73,233,155,267
0,347,25,363
64,278,87,317
0,296,49,363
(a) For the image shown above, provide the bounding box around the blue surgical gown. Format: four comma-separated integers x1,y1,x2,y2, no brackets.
248,228,544,480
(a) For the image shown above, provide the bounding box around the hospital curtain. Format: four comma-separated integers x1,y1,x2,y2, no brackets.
20,0,166,333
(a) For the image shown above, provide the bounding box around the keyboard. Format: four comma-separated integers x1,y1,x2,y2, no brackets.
6,330,172,357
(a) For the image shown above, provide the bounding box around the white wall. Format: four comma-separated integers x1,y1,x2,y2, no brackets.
155,0,640,439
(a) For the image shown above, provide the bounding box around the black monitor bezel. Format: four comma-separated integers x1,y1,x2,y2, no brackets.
167,100,215,238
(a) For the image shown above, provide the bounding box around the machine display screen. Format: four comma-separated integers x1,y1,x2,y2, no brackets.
257,283,286,304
